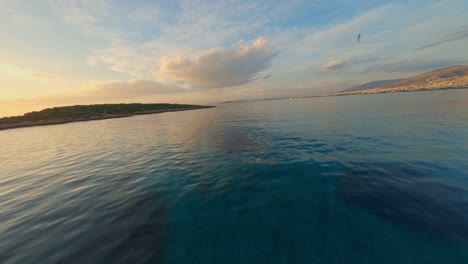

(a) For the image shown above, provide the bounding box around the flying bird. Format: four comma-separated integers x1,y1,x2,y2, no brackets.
357,33,361,42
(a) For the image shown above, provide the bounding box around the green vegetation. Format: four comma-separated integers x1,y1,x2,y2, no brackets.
0,103,211,126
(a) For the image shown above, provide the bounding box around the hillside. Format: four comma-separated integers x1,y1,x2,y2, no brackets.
385,65,468,89
335,65,468,96
0,103,214,131
342,79,405,92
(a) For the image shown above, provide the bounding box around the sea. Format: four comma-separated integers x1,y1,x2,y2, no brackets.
1,89,467,263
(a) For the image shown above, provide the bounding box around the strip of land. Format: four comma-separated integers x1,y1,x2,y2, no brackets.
0,103,214,131
293,86,468,99
222,66,468,103
294,65,468,99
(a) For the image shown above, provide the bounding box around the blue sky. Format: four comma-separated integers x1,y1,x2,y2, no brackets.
1,0,467,116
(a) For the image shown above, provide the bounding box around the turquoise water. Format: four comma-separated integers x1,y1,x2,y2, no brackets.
1,90,467,263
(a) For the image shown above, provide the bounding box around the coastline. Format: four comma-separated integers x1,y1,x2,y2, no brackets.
0,106,214,131
293,86,468,99
223,86,468,104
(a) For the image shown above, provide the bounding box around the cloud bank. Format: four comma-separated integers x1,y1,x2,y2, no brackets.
81,79,185,99
157,38,277,89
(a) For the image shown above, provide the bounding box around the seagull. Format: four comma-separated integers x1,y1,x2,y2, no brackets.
357,33,361,42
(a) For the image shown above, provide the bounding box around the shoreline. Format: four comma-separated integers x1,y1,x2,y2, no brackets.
223,86,468,104
0,106,214,131
292,86,468,99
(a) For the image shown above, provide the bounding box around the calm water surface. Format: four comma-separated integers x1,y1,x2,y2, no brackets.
1,90,468,263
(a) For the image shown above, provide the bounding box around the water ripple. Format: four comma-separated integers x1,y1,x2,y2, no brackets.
1,90,468,263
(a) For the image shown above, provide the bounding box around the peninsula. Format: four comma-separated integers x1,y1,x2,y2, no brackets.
0,103,214,131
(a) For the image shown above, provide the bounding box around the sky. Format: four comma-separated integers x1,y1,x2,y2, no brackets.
1,0,468,116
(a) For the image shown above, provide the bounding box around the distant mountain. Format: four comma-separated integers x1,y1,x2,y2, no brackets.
342,79,405,92
337,65,468,95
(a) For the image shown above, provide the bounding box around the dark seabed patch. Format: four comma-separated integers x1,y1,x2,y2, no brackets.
53,191,169,264
336,161,468,239
166,160,468,263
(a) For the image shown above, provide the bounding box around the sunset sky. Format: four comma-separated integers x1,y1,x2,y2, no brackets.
1,0,468,116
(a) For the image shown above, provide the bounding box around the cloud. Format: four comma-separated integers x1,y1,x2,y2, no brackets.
262,74,272,80
10,0,468,106
156,38,277,89
320,57,380,73
362,59,464,73
297,80,338,89
321,57,352,72
81,79,185,99
51,0,282,78
415,29,468,50
0,64,54,80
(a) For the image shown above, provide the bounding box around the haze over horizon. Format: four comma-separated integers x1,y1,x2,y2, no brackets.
1,0,468,116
